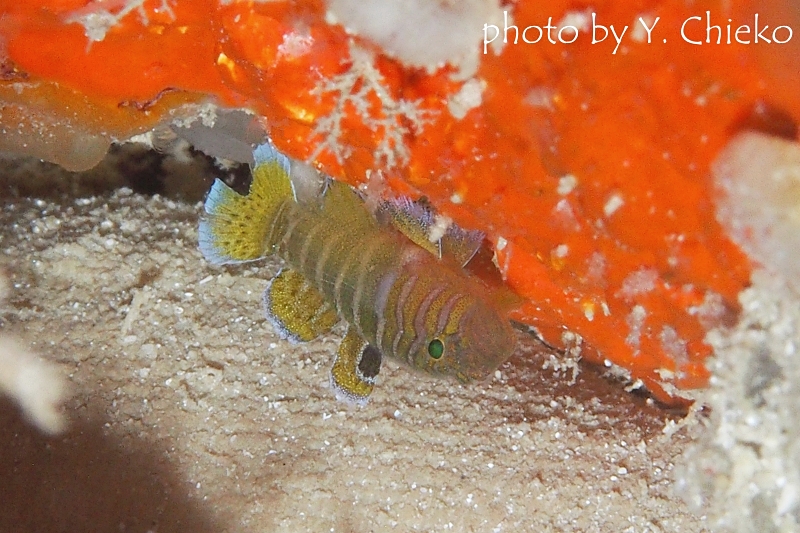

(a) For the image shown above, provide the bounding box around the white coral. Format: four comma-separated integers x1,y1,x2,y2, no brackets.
66,0,175,43
309,43,435,169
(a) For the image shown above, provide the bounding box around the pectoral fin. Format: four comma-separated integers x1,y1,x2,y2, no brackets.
330,328,382,406
262,268,339,342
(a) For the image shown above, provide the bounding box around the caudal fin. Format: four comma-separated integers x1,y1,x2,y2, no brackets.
199,141,294,264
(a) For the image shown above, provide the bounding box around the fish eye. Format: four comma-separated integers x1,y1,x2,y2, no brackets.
427,338,444,359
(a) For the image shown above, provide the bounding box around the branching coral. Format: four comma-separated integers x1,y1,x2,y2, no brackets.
309,43,436,169
66,0,176,43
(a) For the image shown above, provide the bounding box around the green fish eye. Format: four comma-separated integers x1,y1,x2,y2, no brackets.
427,339,444,359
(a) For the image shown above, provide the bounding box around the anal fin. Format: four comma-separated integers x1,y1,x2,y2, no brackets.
263,268,339,342
330,328,382,406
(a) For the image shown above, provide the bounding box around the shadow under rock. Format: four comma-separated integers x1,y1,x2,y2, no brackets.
0,398,225,533
501,332,682,437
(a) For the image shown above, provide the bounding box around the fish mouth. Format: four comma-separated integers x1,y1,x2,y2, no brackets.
455,362,498,384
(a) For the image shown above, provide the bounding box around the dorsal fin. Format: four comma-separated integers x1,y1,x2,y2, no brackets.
441,223,485,267
318,178,379,232
288,159,326,204
379,196,483,267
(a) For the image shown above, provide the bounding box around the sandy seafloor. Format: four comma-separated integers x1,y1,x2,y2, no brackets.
1,148,797,533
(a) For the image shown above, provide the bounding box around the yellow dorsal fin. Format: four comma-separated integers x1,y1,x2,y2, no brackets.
318,178,379,231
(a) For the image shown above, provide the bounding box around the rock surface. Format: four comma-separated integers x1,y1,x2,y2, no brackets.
0,176,705,531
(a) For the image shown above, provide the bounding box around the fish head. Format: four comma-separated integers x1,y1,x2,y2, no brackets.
411,299,515,382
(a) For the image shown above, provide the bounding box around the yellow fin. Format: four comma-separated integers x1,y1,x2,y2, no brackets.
318,178,378,231
199,141,294,264
330,328,381,406
263,269,339,342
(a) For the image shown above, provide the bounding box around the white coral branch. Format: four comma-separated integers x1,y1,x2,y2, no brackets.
67,0,175,43
309,43,436,169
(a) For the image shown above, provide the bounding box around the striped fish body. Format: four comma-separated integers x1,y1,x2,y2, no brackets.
273,189,512,381
200,142,515,401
